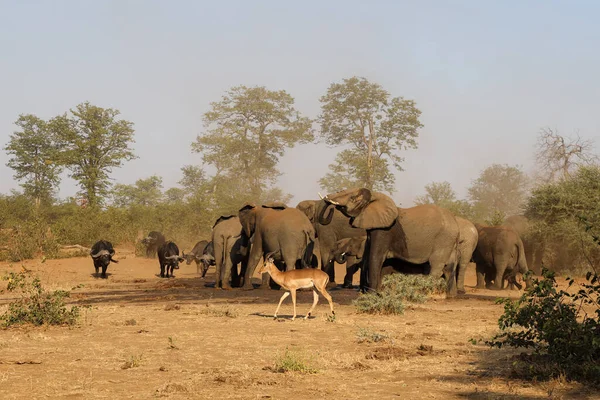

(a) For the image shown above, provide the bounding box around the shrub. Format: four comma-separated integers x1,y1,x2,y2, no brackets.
486,269,600,384
1,271,80,327
271,349,317,374
353,274,445,315
356,327,390,343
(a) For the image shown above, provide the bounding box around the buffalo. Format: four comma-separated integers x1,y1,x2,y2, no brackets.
158,241,184,278
90,240,118,278
182,240,215,277
141,231,166,258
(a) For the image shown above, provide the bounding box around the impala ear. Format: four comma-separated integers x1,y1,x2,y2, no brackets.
352,192,398,230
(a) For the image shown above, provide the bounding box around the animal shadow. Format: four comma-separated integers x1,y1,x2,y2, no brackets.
91,272,113,279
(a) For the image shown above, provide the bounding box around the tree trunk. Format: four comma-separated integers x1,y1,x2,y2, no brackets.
366,119,375,190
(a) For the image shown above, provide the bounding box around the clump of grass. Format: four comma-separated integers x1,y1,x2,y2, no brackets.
167,336,179,350
356,327,390,343
1,271,80,327
353,274,445,315
199,305,238,318
121,354,143,370
124,319,137,326
271,349,318,374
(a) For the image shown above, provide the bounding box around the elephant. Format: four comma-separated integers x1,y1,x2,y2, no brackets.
211,215,250,289
455,216,479,294
239,202,316,290
321,188,460,296
503,215,544,275
296,199,365,285
331,236,439,284
472,224,530,290
330,236,365,288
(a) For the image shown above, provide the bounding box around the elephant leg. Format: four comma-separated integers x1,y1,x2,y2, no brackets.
343,259,360,288
491,263,506,290
222,255,234,290
320,245,336,283
231,262,241,287
457,261,468,294
365,234,387,292
242,242,263,290
475,263,486,289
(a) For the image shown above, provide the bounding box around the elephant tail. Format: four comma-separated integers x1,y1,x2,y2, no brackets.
301,230,315,269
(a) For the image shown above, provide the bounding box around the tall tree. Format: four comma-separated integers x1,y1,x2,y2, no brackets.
414,181,457,206
318,76,422,193
468,164,529,221
112,175,163,207
192,85,313,201
535,127,598,182
4,115,62,206
49,102,136,207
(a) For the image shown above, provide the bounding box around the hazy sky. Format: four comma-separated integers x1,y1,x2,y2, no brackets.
1,1,599,207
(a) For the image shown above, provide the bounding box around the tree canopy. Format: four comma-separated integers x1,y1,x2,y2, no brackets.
4,115,62,206
318,76,422,193
191,85,313,202
49,102,137,208
112,175,163,207
468,164,529,221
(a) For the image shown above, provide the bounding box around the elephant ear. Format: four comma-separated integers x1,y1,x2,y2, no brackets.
238,203,257,237
351,192,398,230
296,200,316,222
262,201,287,210
212,214,235,229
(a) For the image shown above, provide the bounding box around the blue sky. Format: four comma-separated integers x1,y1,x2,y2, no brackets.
0,0,598,206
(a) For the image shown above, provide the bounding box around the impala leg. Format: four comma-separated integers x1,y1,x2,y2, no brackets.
291,289,297,321
274,291,290,319
305,289,319,320
318,285,335,315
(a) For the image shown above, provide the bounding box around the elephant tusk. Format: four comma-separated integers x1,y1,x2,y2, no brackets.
318,192,324,200
341,252,346,256
328,199,340,205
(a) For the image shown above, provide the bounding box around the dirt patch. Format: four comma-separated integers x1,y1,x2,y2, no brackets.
0,254,596,399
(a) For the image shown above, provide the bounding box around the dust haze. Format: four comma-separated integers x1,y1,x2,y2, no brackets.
0,1,599,205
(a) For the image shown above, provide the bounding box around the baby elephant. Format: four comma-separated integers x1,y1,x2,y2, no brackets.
90,240,118,278
331,237,366,288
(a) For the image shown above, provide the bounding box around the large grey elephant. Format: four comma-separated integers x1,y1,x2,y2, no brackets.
473,224,530,290
239,203,316,290
503,215,544,275
296,199,365,285
212,215,249,289
455,216,479,294
322,188,460,296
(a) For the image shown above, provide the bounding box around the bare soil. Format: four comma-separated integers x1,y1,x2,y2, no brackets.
0,246,597,399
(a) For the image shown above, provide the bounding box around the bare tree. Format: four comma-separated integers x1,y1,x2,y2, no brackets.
535,128,598,182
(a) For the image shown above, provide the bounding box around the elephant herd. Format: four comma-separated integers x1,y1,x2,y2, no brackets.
167,187,536,297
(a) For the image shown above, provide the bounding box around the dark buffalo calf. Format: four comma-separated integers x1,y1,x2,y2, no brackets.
158,241,184,278
90,240,118,278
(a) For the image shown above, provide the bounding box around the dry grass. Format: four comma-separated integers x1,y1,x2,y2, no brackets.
0,255,596,399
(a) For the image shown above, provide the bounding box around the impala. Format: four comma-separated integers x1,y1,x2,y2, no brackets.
258,252,335,320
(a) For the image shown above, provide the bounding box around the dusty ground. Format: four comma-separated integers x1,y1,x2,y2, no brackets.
0,246,597,400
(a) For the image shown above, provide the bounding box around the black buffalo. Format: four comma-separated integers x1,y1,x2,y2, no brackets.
182,240,215,277
141,231,166,258
158,241,184,278
90,240,118,278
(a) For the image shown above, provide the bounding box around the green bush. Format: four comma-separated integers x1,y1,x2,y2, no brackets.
272,349,318,374
486,269,600,384
353,274,445,315
1,272,80,327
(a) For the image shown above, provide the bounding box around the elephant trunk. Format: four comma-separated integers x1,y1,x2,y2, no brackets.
334,252,347,264
318,203,334,225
